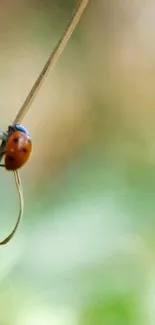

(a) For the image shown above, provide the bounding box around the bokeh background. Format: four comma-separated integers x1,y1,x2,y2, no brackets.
0,0,155,324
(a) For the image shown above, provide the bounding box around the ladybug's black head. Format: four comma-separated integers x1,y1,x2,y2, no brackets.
8,124,30,136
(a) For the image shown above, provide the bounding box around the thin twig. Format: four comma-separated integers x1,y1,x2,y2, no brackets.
0,170,24,245
0,0,89,245
13,0,90,125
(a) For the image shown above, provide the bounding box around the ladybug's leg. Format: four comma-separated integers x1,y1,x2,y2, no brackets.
0,132,7,164
0,132,7,160
0,164,5,167
0,132,7,141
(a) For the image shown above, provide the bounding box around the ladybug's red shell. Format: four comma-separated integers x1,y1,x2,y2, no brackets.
5,131,32,171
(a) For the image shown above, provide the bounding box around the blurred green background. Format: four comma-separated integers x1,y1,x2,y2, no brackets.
0,0,155,324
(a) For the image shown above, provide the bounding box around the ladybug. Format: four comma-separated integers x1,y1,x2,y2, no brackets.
0,124,32,171
0,123,32,245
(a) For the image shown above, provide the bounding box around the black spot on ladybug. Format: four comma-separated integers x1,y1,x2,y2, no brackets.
8,155,15,161
13,137,19,143
22,147,27,153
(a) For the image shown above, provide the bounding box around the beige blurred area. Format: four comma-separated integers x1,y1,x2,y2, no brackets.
0,0,96,188
0,0,155,185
